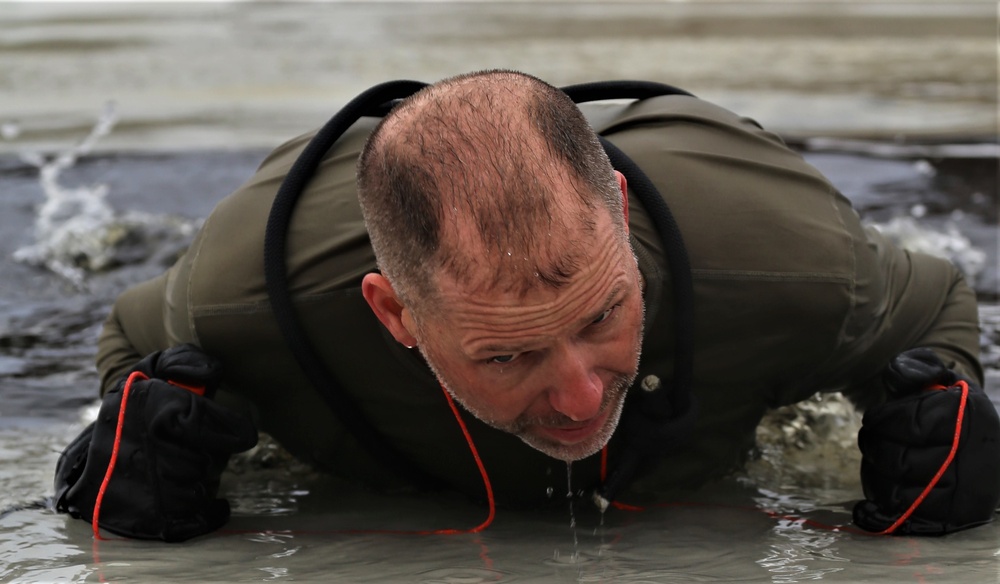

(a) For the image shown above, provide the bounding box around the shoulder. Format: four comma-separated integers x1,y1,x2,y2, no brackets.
607,94,860,315
581,95,760,134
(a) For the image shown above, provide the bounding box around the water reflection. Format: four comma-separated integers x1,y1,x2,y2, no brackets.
0,508,91,584
247,531,296,545
545,548,596,566
247,532,297,582
757,521,850,582
227,435,317,517
258,566,290,581
751,485,853,582
418,566,508,584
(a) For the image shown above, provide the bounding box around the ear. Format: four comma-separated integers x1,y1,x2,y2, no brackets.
362,272,419,347
615,170,629,233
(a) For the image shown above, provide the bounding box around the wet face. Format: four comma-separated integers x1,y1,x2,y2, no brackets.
413,212,644,462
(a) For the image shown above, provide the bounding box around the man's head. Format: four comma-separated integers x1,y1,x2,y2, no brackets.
358,70,644,461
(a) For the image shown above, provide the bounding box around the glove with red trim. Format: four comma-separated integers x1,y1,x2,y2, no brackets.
54,344,258,542
853,348,1000,535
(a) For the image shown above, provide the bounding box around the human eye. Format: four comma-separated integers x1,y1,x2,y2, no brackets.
487,353,522,365
590,304,619,326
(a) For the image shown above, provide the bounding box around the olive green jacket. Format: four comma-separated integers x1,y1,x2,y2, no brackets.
97,95,981,505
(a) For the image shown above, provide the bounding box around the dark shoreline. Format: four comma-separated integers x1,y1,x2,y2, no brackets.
1,135,997,297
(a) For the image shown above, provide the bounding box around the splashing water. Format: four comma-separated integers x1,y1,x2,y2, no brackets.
10,103,119,286
867,214,987,288
749,392,863,504
9,103,199,288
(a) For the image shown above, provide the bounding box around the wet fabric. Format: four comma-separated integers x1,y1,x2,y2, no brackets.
95,95,982,505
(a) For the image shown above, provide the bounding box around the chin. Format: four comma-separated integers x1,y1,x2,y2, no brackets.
520,401,625,462
521,438,606,462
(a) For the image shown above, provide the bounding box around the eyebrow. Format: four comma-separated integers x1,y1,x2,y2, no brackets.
577,283,627,328
474,283,627,356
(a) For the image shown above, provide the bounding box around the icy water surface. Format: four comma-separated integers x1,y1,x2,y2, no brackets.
1,2,999,582
2,1,996,153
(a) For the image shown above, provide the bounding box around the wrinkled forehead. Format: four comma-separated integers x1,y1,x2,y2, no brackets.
433,199,618,303
423,220,638,349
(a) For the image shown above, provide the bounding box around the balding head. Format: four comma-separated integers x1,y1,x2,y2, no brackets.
357,70,624,316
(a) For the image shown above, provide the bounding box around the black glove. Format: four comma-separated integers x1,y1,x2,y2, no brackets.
853,348,1000,535
54,344,258,542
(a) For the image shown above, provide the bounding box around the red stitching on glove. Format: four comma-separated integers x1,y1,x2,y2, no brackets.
879,380,969,535
92,370,149,540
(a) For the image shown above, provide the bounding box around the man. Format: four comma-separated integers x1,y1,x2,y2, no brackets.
57,70,998,541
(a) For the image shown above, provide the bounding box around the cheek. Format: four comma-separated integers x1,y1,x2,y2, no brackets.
471,374,544,423
607,304,644,368
434,356,539,423
418,330,543,424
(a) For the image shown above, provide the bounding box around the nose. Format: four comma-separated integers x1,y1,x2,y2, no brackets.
547,345,604,422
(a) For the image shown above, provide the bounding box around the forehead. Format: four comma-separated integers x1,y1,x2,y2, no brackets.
436,177,613,298
437,194,612,296
430,211,635,350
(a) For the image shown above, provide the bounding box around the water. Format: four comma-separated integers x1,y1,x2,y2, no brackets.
2,1,996,153
1,2,999,582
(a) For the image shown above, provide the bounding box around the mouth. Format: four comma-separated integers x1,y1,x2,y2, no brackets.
534,409,611,445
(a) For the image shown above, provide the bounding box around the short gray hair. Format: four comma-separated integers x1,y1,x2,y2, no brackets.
356,69,623,312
